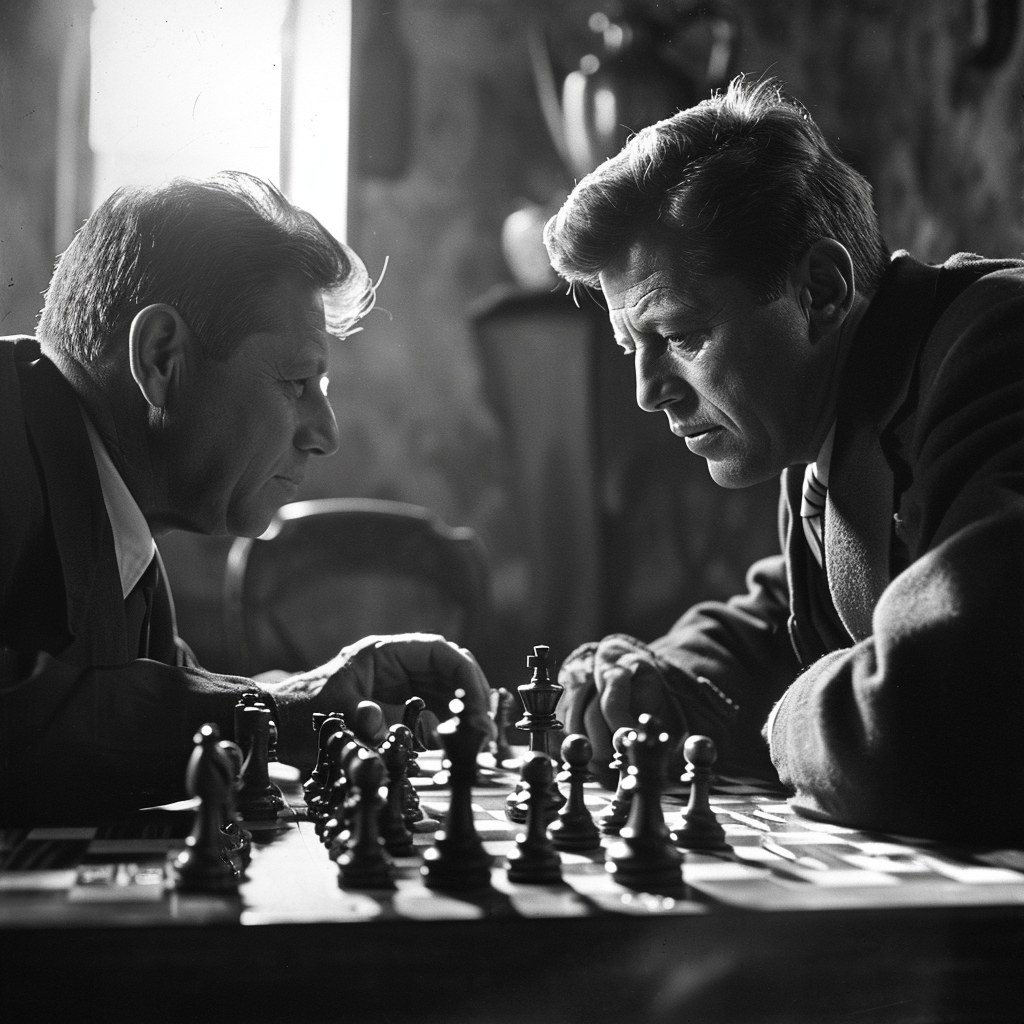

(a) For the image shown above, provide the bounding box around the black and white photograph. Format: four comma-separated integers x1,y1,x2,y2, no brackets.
1,2,1022,1021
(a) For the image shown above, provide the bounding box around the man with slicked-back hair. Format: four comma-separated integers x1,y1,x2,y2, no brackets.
545,78,1024,845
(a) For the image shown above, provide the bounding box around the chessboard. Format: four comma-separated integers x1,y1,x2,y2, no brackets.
2,749,1023,928
3,649,1024,1024
3,753,1024,1024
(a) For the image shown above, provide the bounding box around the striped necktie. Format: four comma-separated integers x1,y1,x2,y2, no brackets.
800,462,827,568
124,555,159,657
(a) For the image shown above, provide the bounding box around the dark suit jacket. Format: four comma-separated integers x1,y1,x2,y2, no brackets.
647,252,1024,844
0,339,257,823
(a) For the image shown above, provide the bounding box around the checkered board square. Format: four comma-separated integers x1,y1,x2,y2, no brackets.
2,756,1022,925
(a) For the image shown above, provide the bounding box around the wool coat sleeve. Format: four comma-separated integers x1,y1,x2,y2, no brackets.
768,269,1024,845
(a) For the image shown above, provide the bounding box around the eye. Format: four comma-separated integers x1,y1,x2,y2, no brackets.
666,331,709,354
284,375,329,399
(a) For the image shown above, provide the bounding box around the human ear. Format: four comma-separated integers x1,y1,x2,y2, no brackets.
128,304,193,409
794,238,856,341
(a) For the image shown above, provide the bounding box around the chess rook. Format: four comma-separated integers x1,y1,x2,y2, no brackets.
672,735,731,853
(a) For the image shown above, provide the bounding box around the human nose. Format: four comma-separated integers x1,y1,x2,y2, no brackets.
635,344,687,413
297,387,340,456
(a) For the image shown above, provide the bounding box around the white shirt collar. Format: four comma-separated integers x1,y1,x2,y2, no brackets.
79,407,156,598
815,421,837,488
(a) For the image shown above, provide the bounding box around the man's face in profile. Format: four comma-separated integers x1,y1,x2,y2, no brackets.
599,238,826,488
161,278,340,536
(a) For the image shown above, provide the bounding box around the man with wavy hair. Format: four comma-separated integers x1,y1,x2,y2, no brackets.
0,173,490,823
545,78,1024,844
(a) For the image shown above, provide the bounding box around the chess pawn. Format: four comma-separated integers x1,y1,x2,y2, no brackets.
235,705,285,821
491,687,515,766
173,724,239,892
506,751,564,884
505,646,566,823
549,734,601,852
672,735,731,852
605,715,684,894
336,749,396,889
352,700,388,748
379,726,415,856
599,726,638,836
422,701,493,892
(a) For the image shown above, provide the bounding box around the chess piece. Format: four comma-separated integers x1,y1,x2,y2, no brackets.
549,734,601,852
303,713,346,810
172,724,240,892
235,690,279,760
235,704,285,820
217,738,252,870
403,696,428,756
319,734,364,842
505,646,566,823
599,726,638,836
506,751,564,884
422,700,493,892
379,726,415,857
605,715,684,894
491,687,515,766
387,724,430,829
325,779,364,861
313,730,345,834
335,749,396,889
672,735,731,852
351,699,388,748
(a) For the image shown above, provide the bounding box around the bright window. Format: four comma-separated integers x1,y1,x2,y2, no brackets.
88,0,350,240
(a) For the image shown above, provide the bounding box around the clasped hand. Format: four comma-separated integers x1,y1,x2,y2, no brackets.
267,633,494,768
